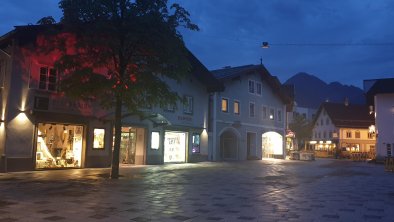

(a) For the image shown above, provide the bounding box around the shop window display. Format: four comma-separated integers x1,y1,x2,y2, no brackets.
36,123,83,169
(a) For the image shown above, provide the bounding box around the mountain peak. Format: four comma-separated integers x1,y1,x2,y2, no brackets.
285,73,365,109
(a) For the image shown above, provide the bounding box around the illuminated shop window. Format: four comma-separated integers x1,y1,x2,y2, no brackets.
93,128,105,149
221,98,228,112
192,133,200,153
39,67,57,91
234,100,240,115
151,131,160,149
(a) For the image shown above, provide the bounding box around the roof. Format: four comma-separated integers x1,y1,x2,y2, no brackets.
315,102,374,129
211,64,292,106
366,78,394,105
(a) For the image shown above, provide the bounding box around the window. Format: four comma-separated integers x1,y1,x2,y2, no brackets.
323,131,326,139
262,106,267,119
318,132,321,138
93,128,105,149
248,80,255,94
355,131,360,139
346,131,352,138
183,96,193,114
192,133,200,153
368,132,374,139
387,144,392,157
256,82,262,96
320,119,323,125
329,131,333,138
221,98,228,112
326,118,330,125
164,103,176,112
277,109,282,122
39,67,57,91
249,102,255,117
269,108,275,120
234,100,240,115
151,131,160,149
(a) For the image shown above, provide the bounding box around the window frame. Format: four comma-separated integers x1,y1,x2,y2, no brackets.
183,95,193,115
346,131,352,138
38,66,58,92
249,102,255,118
221,97,229,113
248,80,255,94
256,82,262,96
233,100,240,115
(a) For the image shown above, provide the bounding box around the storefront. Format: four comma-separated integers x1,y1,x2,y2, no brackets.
119,126,146,165
262,131,284,158
310,140,336,157
35,123,84,169
164,131,187,163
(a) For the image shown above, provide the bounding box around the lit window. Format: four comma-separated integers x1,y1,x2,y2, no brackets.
151,131,160,149
192,133,200,153
355,131,360,138
39,67,57,91
234,100,240,115
93,128,105,149
183,96,193,114
248,80,255,94
346,131,352,138
249,102,255,117
256,82,262,95
221,98,228,112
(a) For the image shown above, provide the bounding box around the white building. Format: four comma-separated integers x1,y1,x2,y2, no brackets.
310,102,375,158
210,65,291,160
365,78,394,160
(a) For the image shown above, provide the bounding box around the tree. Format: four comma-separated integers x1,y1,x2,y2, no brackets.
55,0,199,178
289,114,313,150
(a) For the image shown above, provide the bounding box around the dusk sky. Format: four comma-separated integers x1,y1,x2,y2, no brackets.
1,0,393,88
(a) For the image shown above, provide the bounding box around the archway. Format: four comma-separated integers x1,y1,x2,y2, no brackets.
219,128,239,160
262,131,283,158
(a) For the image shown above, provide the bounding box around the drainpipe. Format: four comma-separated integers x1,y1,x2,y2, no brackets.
212,92,218,161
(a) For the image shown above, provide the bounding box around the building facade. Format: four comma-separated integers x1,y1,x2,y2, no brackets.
310,102,375,158
210,65,290,161
0,25,222,172
365,78,394,161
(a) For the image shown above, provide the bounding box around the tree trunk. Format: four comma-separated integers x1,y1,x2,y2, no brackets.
110,95,122,179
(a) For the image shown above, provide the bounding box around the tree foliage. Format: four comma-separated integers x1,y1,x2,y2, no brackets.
289,114,313,150
55,0,198,178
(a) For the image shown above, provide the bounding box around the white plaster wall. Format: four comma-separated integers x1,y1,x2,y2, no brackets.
375,94,394,158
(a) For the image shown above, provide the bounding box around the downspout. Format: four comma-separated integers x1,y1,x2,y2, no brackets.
212,92,218,161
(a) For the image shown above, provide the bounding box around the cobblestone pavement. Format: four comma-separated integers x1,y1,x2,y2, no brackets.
1,158,394,222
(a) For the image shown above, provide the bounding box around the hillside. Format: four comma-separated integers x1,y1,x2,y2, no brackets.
285,72,365,109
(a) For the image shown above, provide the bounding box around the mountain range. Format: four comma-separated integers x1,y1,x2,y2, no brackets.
284,72,365,109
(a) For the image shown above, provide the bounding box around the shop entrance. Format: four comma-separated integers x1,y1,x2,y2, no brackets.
118,127,146,165
164,131,187,163
120,127,136,164
262,131,283,158
35,123,83,169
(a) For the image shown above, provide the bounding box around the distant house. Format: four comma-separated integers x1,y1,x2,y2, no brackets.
365,78,394,160
310,102,375,158
210,64,291,160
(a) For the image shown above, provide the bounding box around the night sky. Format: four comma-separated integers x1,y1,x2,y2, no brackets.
1,0,393,88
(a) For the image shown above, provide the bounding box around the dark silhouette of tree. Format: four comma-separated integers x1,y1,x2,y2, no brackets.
289,114,313,150
56,0,199,178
